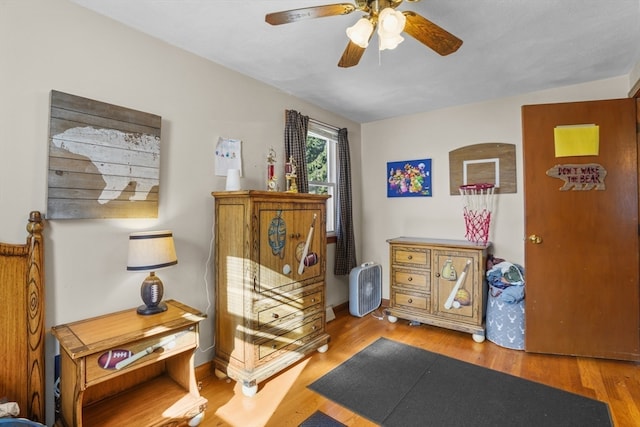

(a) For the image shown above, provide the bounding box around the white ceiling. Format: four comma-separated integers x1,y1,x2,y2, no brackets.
69,0,640,123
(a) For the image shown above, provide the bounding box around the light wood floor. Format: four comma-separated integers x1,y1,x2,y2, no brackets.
197,307,640,427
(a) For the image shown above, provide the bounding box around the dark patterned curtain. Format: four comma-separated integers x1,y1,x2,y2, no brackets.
284,110,309,193
334,127,357,275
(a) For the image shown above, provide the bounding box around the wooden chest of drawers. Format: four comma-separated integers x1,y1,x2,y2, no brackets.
212,191,330,396
387,237,492,341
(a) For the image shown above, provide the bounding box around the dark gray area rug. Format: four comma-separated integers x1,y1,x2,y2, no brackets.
299,410,346,427
308,337,612,427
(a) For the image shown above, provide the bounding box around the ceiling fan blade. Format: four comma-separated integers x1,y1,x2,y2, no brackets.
338,40,367,68
402,11,463,56
266,3,357,25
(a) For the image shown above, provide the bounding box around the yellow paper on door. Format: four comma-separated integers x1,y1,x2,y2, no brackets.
554,124,599,157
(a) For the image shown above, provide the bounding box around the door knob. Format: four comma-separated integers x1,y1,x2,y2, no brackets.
528,234,542,244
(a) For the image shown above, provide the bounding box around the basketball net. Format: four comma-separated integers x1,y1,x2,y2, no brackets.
459,183,495,245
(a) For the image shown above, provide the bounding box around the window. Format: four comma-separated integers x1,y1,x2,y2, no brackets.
306,119,338,235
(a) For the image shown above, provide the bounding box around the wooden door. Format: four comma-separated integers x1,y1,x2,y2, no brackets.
522,98,640,361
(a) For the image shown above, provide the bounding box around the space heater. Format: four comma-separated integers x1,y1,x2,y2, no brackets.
349,262,382,317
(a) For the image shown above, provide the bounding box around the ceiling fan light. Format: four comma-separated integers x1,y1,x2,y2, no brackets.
378,7,406,35
379,33,404,50
346,17,374,48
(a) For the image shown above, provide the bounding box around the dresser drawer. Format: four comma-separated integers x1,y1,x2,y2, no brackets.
84,327,197,387
257,314,324,360
257,289,323,329
392,290,430,312
393,267,429,290
392,246,430,268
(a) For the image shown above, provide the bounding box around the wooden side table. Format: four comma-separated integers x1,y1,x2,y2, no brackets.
52,300,208,427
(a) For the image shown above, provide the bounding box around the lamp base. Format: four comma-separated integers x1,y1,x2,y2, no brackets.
137,301,168,315
137,272,168,316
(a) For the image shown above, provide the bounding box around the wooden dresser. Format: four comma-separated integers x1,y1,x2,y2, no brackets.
387,237,492,342
212,190,330,396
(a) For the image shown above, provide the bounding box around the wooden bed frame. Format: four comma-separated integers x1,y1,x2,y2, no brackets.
0,211,45,423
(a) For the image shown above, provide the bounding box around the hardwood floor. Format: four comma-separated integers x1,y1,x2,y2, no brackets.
196,307,640,427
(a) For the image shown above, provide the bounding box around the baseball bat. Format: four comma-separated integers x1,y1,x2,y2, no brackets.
444,260,471,310
115,329,190,370
298,214,317,275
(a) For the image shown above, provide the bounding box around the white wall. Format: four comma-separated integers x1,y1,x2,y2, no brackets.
1,1,360,422
630,60,640,94
360,76,631,299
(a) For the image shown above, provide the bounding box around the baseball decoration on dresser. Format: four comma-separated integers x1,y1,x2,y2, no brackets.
444,259,471,310
98,349,133,370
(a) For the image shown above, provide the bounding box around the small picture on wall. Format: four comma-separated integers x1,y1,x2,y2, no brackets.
387,158,432,197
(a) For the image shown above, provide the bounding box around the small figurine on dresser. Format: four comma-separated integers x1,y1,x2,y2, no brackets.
285,156,298,193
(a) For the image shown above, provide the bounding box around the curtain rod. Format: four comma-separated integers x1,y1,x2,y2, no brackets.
309,117,341,131
286,109,342,131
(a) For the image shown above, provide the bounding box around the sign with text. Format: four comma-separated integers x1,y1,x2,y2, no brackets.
546,163,607,191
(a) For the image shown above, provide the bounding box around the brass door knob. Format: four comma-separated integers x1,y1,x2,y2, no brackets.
528,234,542,244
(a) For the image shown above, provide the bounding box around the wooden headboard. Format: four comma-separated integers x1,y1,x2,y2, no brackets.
0,211,45,422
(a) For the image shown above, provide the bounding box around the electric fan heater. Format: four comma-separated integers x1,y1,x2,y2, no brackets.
349,262,382,317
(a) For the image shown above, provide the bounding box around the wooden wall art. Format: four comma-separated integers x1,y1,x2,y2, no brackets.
546,163,606,191
449,143,516,195
47,90,161,219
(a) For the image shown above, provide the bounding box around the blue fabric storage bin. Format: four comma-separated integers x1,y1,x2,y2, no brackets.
486,287,525,350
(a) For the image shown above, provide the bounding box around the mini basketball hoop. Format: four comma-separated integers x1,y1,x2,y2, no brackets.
459,183,495,245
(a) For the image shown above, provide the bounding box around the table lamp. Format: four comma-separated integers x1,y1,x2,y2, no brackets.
127,230,177,315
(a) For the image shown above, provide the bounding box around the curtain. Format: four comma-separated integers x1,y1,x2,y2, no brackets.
284,110,309,193
334,127,357,275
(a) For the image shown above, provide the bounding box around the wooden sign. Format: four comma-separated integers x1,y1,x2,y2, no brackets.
48,91,161,219
546,163,607,191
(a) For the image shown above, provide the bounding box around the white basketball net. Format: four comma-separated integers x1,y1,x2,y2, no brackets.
459,183,495,245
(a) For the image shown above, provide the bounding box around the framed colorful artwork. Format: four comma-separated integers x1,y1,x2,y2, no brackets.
387,158,432,197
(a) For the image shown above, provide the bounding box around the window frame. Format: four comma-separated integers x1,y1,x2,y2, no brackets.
306,119,339,238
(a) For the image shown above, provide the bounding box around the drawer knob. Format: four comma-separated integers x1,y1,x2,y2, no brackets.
408,255,413,260
408,277,413,282
408,298,413,304
271,344,277,349
272,313,279,319
311,298,316,302
312,325,317,330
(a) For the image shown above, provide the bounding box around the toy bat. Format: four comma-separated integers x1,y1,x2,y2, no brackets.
444,260,471,310
115,328,191,370
298,214,316,275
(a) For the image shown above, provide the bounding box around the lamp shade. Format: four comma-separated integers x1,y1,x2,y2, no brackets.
346,17,374,48
378,32,404,50
378,7,406,51
127,230,178,271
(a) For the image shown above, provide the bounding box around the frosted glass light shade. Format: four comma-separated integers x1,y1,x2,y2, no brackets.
378,8,406,50
346,17,374,48
379,33,404,50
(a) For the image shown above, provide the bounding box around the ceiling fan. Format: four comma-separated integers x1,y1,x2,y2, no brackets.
265,0,463,68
